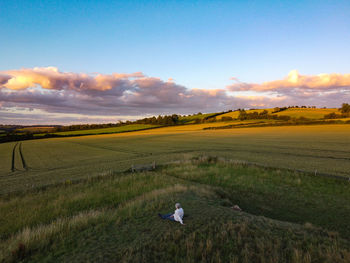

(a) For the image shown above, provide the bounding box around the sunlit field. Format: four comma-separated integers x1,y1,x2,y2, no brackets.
274,108,340,119
1,124,349,195
216,109,274,119
216,107,340,120
35,124,159,137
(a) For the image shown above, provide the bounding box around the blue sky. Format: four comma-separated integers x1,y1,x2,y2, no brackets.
1,0,350,124
2,0,350,86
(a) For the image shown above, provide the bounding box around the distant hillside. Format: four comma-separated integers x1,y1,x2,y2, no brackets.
178,112,222,123
215,107,340,120
1,105,349,143
36,124,160,137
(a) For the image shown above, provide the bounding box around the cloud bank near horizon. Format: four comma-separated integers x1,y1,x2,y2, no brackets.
0,67,349,124
228,70,350,111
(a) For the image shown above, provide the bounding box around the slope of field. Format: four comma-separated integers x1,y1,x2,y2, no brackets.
274,108,340,119
179,112,220,123
1,161,349,262
1,124,350,195
35,124,159,137
216,108,340,120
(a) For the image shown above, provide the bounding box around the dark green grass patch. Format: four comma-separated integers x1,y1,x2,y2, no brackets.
163,160,350,239
1,160,350,262
4,186,350,263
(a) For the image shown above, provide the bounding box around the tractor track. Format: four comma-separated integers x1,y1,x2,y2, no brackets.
18,142,27,170
11,142,19,172
11,142,28,172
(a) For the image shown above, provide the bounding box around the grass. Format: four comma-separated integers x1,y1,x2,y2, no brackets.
1,124,350,195
216,109,274,120
34,124,159,137
0,160,349,262
0,172,178,239
179,112,220,123
216,108,340,120
274,108,340,119
164,158,350,238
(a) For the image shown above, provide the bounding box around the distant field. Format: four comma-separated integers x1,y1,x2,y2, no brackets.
17,126,57,133
274,108,339,119
216,109,274,119
179,112,220,123
216,107,340,120
1,124,350,195
35,124,159,137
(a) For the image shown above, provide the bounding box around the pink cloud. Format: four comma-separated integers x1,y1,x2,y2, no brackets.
228,70,350,92
0,67,349,124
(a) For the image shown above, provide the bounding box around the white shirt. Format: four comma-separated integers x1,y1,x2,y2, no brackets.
174,208,184,224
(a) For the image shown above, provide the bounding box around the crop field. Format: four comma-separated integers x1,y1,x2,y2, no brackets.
273,108,340,119
216,107,340,120
179,112,220,123
1,123,350,195
216,109,274,119
35,124,159,137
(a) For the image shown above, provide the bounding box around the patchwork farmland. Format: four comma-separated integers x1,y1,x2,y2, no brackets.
1,123,350,262
1,124,350,195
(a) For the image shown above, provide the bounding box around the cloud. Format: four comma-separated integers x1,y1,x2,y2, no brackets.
0,67,237,121
227,70,350,108
228,70,350,92
1,67,143,92
0,67,349,124
0,74,11,85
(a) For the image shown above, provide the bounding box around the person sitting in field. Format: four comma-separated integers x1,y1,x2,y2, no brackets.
158,203,185,225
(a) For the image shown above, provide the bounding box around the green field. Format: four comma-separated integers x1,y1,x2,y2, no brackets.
1,124,350,195
216,109,274,119
216,108,340,120
274,108,340,119
35,124,159,137
1,124,350,262
1,160,349,262
179,112,220,123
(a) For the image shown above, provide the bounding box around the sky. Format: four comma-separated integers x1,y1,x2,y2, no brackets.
1,0,350,124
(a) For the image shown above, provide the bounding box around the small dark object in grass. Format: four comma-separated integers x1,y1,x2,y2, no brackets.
232,205,242,211
12,243,26,260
